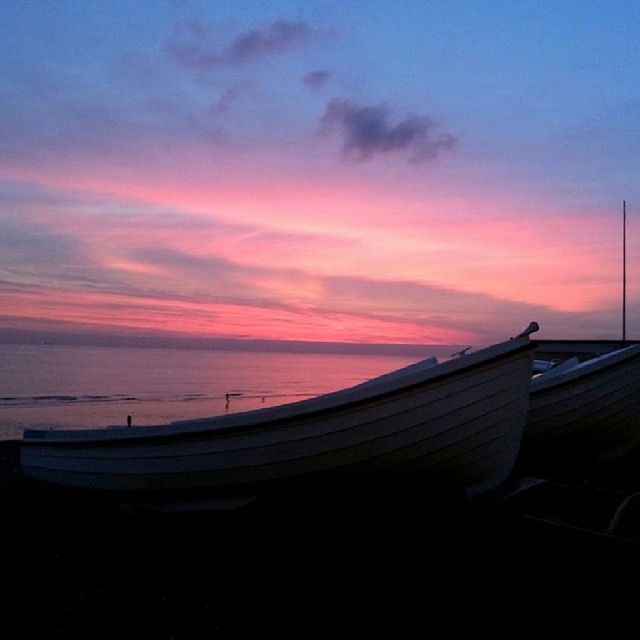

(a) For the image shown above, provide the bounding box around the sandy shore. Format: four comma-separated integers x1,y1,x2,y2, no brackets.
3,439,640,639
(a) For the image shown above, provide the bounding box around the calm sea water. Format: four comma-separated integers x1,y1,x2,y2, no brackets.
0,343,451,441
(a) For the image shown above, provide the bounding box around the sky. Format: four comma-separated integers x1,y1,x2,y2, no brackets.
1,0,639,348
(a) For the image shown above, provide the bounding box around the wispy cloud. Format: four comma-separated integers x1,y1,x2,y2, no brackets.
302,70,330,90
227,20,320,62
320,99,457,164
0,218,84,270
0,180,630,345
2,238,624,345
166,19,322,71
0,65,228,166
207,82,253,117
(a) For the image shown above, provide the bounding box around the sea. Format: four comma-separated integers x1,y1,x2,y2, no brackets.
0,343,455,441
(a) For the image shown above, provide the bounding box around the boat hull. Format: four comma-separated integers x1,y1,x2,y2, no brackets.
21,337,535,506
523,341,640,470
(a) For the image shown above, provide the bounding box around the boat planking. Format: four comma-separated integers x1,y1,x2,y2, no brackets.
523,339,640,473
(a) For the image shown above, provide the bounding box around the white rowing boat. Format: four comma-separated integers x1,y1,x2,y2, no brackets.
21,325,538,509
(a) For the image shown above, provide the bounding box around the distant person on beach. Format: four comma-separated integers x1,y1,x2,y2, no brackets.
127,415,132,427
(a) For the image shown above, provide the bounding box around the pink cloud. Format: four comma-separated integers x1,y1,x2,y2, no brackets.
0,285,473,345
2,152,636,344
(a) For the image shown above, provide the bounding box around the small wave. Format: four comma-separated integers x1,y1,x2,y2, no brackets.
224,392,316,402
0,390,320,409
0,394,139,408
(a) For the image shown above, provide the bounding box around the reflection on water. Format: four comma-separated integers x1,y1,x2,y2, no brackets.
0,343,452,440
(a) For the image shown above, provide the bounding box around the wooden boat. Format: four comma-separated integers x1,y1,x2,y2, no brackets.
20,325,538,510
522,339,640,472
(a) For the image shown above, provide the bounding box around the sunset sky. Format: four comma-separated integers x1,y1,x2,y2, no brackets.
1,1,639,347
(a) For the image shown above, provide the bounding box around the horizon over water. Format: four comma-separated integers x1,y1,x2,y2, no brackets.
0,342,460,441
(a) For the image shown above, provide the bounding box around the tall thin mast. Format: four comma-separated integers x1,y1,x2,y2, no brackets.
623,200,627,341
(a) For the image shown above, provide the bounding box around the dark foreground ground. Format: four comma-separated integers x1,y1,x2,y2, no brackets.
3,440,640,639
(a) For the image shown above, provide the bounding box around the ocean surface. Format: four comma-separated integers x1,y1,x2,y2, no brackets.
0,343,453,441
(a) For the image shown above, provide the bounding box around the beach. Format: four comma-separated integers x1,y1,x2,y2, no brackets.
3,438,640,639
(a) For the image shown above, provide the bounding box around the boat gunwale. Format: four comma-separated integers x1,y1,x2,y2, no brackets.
531,343,640,394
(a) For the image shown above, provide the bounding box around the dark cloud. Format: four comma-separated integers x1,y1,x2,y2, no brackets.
207,83,252,117
166,19,320,71
302,70,330,90
227,20,319,62
320,99,457,164
165,20,217,69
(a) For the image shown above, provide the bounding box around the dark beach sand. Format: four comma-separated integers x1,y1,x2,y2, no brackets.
2,439,640,639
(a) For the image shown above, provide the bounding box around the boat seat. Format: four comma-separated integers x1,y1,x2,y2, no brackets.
533,357,580,380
